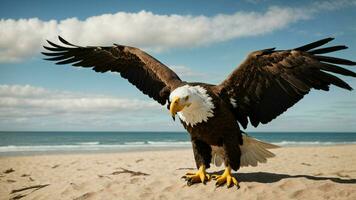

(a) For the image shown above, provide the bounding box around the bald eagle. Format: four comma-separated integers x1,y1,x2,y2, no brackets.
43,37,355,188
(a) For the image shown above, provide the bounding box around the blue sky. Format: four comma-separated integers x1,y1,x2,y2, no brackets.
0,0,355,131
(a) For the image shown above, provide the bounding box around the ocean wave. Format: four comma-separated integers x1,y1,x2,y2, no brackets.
1,140,356,153
147,141,191,145
76,142,100,145
272,141,356,146
123,141,191,146
0,141,191,152
124,141,146,145
0,145,113,152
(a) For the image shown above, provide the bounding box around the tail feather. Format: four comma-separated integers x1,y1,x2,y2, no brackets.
240,134,280,167
243,150,258,167
211,134,280,168
211,146,224,167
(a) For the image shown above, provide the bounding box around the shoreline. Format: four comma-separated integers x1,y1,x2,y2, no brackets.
0,146,192,157
1,143,356,158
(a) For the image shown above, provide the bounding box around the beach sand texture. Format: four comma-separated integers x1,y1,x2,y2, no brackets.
1,145,356,200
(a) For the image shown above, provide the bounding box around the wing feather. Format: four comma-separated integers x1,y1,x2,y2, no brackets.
216,38,355,128
314,55,356,65
42,36,182,105
308,45,347,54
294,37,334,51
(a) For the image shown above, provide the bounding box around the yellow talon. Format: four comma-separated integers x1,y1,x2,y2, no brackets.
212,166,239,188
226,175,232,186
182,165,210,186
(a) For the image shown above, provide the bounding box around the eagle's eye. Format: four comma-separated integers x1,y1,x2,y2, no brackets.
184,96,189,101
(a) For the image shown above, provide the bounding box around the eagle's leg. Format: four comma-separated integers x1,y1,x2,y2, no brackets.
182,139,212,186
212,135,241,188
212,166,239,188
182,165,210,186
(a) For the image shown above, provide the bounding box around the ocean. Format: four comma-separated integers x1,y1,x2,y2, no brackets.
1,131,356,156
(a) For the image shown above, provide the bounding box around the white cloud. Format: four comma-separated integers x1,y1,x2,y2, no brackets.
1,1,355,63
0,84,161,123
0,18,58,62
0,84,48,97
243,0,268,4
310,0,356,12
170,65,210,80
0,6,309,63
0,84,181,131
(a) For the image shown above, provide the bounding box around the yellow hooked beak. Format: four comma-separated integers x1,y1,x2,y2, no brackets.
170,96,187,121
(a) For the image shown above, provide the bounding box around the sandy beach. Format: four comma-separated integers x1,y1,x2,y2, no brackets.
1,145,356,200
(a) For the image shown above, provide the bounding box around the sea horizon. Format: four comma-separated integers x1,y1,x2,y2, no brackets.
1,131,356,156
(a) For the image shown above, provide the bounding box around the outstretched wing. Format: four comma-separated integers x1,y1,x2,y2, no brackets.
42,36,182,105
216,38,356,128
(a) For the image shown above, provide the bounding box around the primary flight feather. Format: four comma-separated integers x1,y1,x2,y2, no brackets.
43,36,355,188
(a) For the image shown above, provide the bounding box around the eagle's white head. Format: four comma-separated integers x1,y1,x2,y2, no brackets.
169,85,215,126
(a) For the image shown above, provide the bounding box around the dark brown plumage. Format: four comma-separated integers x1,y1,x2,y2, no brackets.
43,36,182,105
43,37,355,186
216,37,356,128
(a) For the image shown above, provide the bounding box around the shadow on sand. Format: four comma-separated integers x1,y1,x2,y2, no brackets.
211,171,356,184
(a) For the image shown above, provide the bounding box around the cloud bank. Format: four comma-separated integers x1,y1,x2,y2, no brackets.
0,84,166,130
170,65,211,81
2,0,355,63
0,84,354,131
0,6,309,62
